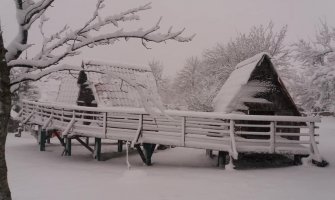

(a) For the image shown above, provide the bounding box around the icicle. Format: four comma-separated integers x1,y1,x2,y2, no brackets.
125,141,131,170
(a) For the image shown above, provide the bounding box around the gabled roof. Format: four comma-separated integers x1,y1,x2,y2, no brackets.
85,61,160,108
55,61,161,108
213,52,269,113
213,52,298,114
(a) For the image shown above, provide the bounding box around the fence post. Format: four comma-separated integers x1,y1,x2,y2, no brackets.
229,120,238,159
270,121,275,153
181,116,186,146
309,122,321,162
103,112,107,138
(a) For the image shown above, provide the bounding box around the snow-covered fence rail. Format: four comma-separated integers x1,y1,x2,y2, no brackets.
19,100,323,164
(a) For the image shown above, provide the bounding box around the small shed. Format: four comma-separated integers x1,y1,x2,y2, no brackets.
55,61,162,109
213,53,301,138
213,52,300,116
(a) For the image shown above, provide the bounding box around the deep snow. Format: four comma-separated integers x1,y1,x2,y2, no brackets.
6,117,335,200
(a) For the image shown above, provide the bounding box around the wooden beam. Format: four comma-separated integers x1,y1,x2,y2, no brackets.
54,132,65,147
134,144,147,164
75,137,94,153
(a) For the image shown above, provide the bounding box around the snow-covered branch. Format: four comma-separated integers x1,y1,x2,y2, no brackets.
7,0,194,70
6,0,55,61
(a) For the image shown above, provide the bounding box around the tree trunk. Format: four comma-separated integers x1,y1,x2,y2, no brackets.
0,28,12,200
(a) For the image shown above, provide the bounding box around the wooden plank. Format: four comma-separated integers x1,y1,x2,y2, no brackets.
234,131,270,136
235,124,270,128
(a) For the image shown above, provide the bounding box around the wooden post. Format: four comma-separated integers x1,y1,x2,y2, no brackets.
229,120,238,159
86,137,90,146
181,116,185,146
117,140,123,152
64,137,72,156
218,151,227,168
94,138,102,161
143,143,156,166
40,129,46,151
309,122,321,161
103,112,107,138
270,121,275,153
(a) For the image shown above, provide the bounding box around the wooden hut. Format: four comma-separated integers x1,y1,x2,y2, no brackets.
213,52,301,139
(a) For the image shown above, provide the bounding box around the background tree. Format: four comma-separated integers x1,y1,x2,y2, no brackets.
148,59,174,107
174,56,215,111
174,22,291,111
293,21,335,113
0,0,193,199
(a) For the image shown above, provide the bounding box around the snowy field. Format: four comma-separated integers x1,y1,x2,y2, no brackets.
6,117,335,200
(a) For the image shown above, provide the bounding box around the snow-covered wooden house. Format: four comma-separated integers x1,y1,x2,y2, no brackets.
213,53,301,138
214,52,300,116
55,61,161,109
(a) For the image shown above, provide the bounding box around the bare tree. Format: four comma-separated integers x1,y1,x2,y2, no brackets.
293,21,335,113
0,0,194,199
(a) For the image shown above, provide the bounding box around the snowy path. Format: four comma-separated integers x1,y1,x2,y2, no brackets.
6,118,335,200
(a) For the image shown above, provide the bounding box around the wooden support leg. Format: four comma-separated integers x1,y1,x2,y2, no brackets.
94,138,102,161
217,151,228,168
40,129,46,151
64,137,72,156
117,140,123,152
293,155,303,165
143,143,156,166
55,133,65,147
86,137,89,146
134,144,147,164
206,149,214,158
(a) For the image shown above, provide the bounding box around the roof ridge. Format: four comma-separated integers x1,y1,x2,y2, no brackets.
235,52,270,69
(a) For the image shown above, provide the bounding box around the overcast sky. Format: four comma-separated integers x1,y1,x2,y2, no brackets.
1,0,335,76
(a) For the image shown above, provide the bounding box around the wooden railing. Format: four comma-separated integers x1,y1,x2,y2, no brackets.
19,100,322,161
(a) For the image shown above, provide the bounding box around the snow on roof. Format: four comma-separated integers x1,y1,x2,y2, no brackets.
55,77,79,105
55,62,160,108
213,52,270,113
84,60,151,72
85,62,160,108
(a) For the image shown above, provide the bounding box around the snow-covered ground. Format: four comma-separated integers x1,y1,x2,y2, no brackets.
6,117,335,200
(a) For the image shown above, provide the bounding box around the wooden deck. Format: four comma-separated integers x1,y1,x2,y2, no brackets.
18,100,323,167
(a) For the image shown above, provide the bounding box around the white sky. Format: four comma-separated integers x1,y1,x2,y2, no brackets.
1,0,335,76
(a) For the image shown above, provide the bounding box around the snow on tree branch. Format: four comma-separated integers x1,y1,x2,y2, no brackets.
6,0,55,61
7,0,194,72
293,21,335,112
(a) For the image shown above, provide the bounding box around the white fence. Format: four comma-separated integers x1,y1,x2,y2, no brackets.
19,100,322,161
